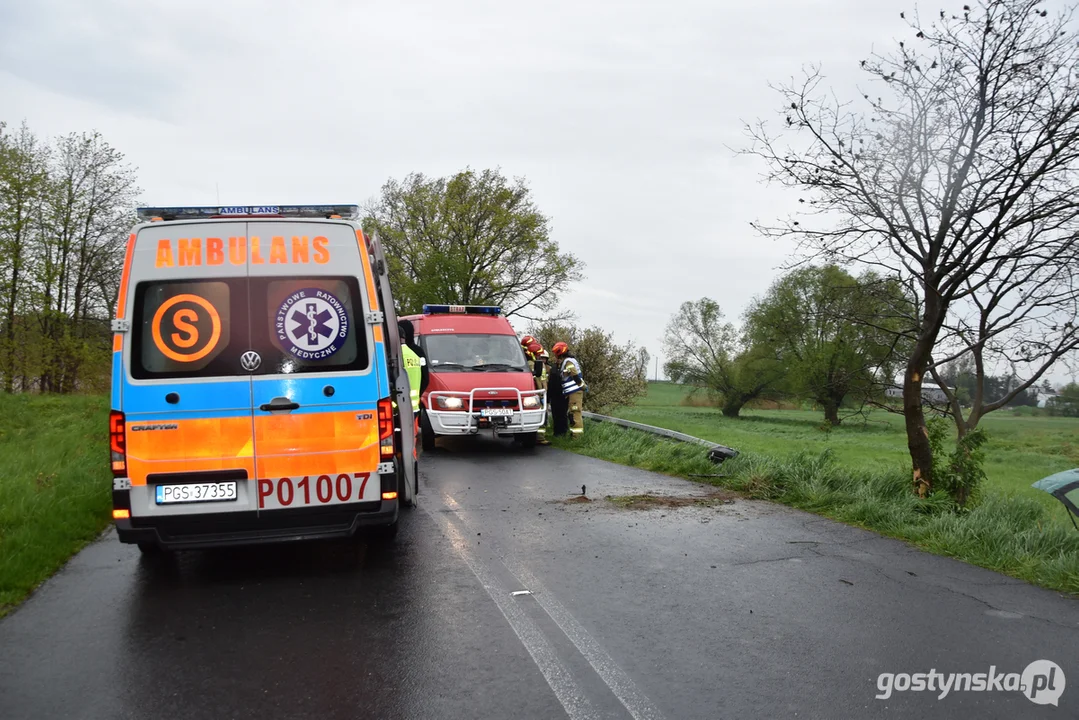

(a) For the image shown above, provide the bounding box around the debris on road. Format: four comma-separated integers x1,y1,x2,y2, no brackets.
597,490,737,511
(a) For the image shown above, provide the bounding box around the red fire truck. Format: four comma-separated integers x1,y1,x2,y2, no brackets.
401,304,546,449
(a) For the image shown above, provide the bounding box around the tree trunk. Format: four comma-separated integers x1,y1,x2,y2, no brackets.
823,400,841,426
721,399,746,417
4,226,22,394
903,347,934,498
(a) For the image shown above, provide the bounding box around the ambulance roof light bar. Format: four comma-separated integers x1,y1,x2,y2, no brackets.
136,205,361,222
422,304,502,315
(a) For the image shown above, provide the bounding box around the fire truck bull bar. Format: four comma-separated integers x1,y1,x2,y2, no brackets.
426,387,547,436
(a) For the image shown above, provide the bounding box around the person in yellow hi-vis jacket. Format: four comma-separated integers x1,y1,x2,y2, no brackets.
399,319,428,455
551,341,586,437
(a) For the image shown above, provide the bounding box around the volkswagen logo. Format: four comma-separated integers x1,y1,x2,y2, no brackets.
240,351,262,372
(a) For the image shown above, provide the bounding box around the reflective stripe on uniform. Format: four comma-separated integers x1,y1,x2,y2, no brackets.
560,357,585,394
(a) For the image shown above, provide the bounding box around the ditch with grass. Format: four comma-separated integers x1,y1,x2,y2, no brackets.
551,382,1079,595
0,394,112,617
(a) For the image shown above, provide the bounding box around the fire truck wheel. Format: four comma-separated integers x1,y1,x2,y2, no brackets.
517,432,538,448
420,409,436,452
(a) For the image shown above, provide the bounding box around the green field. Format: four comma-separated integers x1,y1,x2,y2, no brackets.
0,394,112,616
613,382,1079,514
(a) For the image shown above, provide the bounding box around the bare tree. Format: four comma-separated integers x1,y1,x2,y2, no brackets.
744,0,1079,496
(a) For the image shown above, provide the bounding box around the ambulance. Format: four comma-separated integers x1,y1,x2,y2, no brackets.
109,205,418,552
400,304,546,449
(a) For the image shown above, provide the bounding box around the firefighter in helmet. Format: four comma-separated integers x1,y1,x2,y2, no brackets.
523,339,552,445
521,336,551,445
520,336,543,385
551,341,586,437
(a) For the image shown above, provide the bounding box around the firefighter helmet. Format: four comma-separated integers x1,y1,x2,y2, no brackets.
520,335,537,348
552,341,569,356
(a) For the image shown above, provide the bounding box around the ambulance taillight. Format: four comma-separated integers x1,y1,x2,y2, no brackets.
377,398,394,460
109,410,127,476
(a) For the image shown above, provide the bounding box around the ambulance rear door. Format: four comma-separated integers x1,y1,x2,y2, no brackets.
246,221,385,514
122,221,256,519
366,230,418,503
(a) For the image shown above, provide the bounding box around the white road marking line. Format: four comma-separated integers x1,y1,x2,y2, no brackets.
505,561,666,720
435,492,666,720
421,502,603,720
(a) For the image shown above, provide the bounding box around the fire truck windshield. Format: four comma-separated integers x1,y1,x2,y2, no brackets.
421,333,528,372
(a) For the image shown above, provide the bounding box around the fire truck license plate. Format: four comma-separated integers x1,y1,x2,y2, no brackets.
156,482,238,504
480,408,513,417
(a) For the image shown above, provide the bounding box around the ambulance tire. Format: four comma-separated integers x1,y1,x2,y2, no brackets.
420,409,436,452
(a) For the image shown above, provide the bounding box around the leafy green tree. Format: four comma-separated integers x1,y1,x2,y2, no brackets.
531,323,648,412
0,124,135,393
745,265,912,425
35,131,138,393
1048,383,1079,417
0,122,48,392
363,168,583,320
662,298,783,417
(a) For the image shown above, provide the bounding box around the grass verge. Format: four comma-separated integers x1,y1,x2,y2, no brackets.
551,420,1079,595
619,382,1079,511
0,394,112,617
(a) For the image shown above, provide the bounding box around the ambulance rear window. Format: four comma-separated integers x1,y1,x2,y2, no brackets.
132,279,241,379
250,276,369,375
130,275,369,379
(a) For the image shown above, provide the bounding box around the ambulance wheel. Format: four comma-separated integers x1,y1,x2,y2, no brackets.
517,432,538,449
420,410,436,452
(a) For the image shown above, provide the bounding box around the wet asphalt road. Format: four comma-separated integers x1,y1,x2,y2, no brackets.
1,438,1077,720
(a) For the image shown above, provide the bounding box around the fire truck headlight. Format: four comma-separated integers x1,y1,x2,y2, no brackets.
522,395,540,409
437,396,464,410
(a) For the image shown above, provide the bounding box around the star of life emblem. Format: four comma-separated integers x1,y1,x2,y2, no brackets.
275,288,350,361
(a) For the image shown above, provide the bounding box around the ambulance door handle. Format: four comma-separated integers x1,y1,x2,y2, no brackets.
260,397,300,412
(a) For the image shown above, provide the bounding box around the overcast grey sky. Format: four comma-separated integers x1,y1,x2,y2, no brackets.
2,0,1073,384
